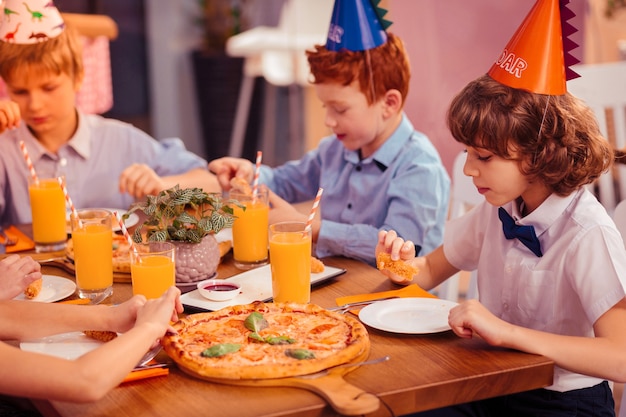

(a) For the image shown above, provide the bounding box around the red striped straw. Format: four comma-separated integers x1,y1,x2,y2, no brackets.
113,210,140,259
304,187,324,234
19,141,39,184
57,177,82,228
252,150,262,200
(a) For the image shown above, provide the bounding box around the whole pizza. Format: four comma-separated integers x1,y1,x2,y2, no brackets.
161,301,370,380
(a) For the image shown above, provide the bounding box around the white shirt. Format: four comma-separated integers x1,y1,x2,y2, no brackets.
444,187,626,392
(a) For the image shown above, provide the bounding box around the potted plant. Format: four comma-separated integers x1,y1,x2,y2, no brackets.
124,185,243,285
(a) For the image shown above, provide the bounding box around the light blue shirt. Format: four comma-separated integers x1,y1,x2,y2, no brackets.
260,114,450,265
0,111,208,225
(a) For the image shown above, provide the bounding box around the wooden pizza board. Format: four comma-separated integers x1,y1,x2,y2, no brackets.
177,347,380,416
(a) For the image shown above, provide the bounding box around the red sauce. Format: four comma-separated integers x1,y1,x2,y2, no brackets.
204,283,239,292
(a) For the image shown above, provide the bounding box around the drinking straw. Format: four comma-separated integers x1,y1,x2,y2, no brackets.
19,141,39,184
252,150,262,200
57,177,82,228
304,187,324,234
113,210,140,260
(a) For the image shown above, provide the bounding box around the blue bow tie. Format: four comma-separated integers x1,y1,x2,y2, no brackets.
498,207,543,257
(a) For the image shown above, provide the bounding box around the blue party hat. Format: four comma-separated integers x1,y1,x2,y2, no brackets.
326,0,391,52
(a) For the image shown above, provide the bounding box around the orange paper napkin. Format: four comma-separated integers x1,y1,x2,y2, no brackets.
121,367,169,384
335,284,437,314
3,226,35,253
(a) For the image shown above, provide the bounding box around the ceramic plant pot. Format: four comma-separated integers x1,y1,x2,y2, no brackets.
173,234,220,284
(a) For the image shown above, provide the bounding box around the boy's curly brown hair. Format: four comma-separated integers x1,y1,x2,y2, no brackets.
306,32,410,106
0,24,83,85
447,74,612,196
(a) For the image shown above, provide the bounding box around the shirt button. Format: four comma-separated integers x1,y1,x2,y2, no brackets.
347,203,352,209
355,166,362,172
59,158,68,167
503,303,509,311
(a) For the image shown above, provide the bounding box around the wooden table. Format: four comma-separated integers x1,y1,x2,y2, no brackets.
19,251,554,417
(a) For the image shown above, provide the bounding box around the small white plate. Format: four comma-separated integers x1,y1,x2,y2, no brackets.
66,208,139,233
13,275,76,303
20,332,103,360
181,264,346,311
358,298,458,334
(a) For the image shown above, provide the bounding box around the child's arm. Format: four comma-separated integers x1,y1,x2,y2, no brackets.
376,230,459,289
208,157,255,190
448,298,626,382
0,255,42,300
0,287,182,402
0,100,20,133
118,164,220,198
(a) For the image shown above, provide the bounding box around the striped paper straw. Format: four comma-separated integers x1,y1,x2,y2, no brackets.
252,150,262,200
19,141,39,184
304,187,324,234
113,210,140,259
57,177,82,227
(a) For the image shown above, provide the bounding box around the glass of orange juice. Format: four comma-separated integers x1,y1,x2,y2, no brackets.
70,209,113,300
230,188,269,270
29,177,67,252
269,221,312,303
130,242,176,299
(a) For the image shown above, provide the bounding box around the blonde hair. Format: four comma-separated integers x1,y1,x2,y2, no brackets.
306,32,410,106
447,74,612,196
0,24,83,84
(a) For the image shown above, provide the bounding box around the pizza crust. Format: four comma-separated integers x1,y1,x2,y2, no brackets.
161,301,370,380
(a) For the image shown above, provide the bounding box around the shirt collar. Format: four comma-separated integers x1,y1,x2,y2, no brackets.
14,110,90,160
66,111,90,159
505,188,581,237
343,113,413,171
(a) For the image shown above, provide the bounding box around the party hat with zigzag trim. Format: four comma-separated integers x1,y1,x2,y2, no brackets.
325,0,392,52
487,0,580,95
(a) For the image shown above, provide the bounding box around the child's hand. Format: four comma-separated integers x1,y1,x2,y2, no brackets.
448,299,510,347
135,286,183,334
208,157,254,190
0,255,42,300
376,230,419,285
118,163,165,199
0,100,20,133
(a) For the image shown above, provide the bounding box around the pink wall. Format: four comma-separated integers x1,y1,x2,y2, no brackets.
390,0,586,175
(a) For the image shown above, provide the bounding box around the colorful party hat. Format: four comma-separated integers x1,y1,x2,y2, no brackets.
487,0,580,95
326,0,392,52
0,0,64,44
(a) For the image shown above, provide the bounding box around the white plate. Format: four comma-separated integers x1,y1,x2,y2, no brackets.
181,264,346,311
66,208,139,233
20,332,104,360
358,298,458,334
13,275,76,303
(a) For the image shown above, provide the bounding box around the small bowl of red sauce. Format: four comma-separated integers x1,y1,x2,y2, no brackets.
197,279,241,301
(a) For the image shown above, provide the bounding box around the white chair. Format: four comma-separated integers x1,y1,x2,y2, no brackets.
437,152,481,301
225,0,334,161
568,62,626,215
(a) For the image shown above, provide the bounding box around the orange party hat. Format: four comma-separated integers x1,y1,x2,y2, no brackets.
488,0,580,95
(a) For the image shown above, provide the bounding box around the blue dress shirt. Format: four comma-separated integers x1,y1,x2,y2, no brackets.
260,114,450,265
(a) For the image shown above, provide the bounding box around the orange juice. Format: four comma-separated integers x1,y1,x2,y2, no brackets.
72,223,113,291
29,178,66,251
131,255,175,299
230,189,269,269
269,223,312,303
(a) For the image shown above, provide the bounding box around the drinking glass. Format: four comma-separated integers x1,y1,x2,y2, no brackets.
230,188,269,270
269,221,312,303
131,241,176,299
70,209,113,300
29,177,67,252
